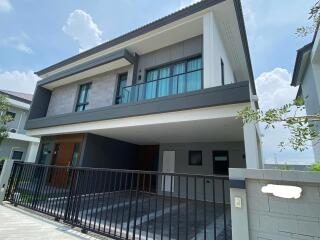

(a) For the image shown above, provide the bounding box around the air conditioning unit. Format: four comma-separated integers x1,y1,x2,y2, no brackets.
9,128,17,133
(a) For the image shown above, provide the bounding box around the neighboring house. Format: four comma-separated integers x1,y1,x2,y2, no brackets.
0,90,40,162
26,0,262,180
291,28,320,161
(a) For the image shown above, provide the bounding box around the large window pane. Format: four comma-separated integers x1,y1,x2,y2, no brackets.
76,83,91,112
158,67,170,97
187,71,202,92
172,63,186,94
187,58,202,71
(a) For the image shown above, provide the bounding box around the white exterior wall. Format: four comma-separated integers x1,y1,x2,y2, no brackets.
203,10,235,89
301,62,320,160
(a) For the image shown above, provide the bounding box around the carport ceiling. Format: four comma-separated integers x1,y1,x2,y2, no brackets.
90,117,244,145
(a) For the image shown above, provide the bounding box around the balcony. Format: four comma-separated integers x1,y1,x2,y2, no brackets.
119,69,203,104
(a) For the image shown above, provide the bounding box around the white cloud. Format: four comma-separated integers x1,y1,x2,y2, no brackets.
0,0,12,13
0,33,34,54
62,9,103,53
0,70,39,94
255,68,315,165
179,0,201,9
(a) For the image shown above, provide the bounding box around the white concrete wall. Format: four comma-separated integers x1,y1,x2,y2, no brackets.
5,106,28,135
230,168,320,240
203,10,235,89
0,138,29,161
301,64,320,160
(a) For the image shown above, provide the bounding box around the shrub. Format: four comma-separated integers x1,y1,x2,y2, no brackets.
309,162,320,172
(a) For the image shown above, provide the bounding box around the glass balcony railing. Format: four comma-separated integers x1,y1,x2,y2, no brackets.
120,69,203,104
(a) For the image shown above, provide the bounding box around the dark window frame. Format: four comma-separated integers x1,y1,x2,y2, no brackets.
12,150,23,160
221,58,225,85
212,150,229,175
115,72,128,104
188,150,203,166
75,82,92,112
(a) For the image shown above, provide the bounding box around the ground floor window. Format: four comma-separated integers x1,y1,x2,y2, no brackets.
188,150,202,166
12,150,23,160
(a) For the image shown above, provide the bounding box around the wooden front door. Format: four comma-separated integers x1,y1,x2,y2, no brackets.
49,143,77,188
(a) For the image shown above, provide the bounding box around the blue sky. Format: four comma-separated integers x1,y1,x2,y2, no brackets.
0,0,317,164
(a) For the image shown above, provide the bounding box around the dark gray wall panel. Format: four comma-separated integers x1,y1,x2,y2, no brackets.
28,86,52,120
80,133,139,169
25,81,250,130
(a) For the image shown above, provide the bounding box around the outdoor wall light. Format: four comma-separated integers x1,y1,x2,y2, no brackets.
261,184,302,199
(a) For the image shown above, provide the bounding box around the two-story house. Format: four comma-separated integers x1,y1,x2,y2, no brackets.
0,90,40,162
26,0,262,181
291,27,320,161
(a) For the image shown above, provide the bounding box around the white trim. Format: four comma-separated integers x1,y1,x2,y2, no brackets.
7,132,40,143
26,103,249,137
8,99,30,110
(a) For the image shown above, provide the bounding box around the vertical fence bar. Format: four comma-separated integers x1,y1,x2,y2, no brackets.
194,176,197,240
203,176,207,240
160,173,166,240
177,175,180,240
114,171,123,236
222,179,227,239
139,173,146,240
108,171,118,234
212,177,216,238
132,173,141,239
186,176,189,240
98,170,108,232
146,173,152,240
153,173,159,240
126,172,134,239
120,172,128,238
169,174,173,240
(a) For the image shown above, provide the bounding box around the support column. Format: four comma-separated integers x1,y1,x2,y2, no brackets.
229,168,250,240
0,159,14,203
243,123,261,169
25,142,40,163
203,11,219,89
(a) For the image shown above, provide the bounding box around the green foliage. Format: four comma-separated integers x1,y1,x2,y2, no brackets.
238,97,320,152
309,162,320,171
0,94,13,144
296,0,320,37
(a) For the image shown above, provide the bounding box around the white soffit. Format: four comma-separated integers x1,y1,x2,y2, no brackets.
43,58,131,90
26,103,249,137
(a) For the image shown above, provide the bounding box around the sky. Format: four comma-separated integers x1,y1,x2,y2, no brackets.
0,0,317,164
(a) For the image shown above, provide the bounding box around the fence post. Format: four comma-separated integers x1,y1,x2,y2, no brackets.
229,168,250,240
0,159,14,204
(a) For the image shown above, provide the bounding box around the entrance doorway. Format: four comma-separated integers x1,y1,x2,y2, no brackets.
48,134,84,187
136,145,159,192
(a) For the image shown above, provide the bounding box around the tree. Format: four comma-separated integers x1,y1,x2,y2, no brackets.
296,0,320,37
238,97,320,152
0,94,13,144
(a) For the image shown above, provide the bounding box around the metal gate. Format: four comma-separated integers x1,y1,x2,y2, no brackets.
5,162,231,240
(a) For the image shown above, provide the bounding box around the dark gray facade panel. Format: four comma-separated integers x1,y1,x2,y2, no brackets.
36,0,225,76
27,86,52,120
80,133,139,169
25,81,250,130
38,49,136,87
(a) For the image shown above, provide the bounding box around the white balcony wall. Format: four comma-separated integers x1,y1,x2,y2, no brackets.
203,10,235,88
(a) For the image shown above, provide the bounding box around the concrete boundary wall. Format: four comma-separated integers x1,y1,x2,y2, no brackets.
229,168,320,240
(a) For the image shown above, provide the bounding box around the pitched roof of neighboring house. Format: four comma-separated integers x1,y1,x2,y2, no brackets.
0,89,33,104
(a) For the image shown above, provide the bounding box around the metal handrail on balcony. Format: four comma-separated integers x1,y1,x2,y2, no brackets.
120,69,203,104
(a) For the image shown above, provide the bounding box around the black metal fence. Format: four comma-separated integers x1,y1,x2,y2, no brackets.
5,162,231,240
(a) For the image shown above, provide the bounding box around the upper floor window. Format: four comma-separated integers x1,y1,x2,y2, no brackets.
120,56,202,104
221,58,225,85
116,73,128,104
75,83,91,112
145,56,202,99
